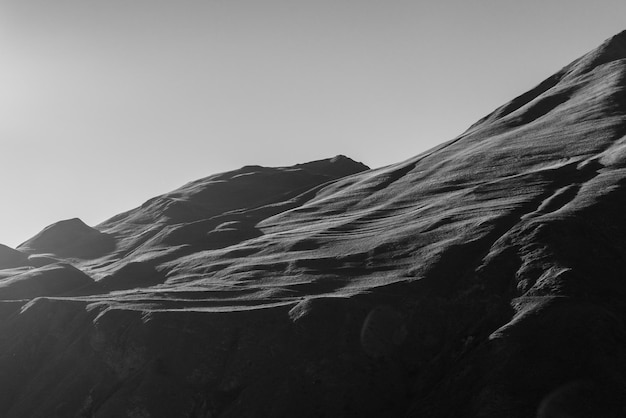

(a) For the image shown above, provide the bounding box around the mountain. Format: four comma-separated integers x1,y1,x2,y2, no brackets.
2,31,626,417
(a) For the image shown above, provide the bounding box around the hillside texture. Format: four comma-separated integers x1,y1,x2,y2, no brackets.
3,32,626,417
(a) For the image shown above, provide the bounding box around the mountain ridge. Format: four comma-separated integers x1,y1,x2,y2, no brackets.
2,32,626,417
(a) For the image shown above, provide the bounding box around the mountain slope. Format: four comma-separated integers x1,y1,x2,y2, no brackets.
2,32,626,417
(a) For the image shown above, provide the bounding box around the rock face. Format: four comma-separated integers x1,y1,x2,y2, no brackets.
2,31,626,417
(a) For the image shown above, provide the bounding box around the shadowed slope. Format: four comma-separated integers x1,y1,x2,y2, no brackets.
0,263,94,300
1,32,626,417
17,218,115,259
0,245,28,269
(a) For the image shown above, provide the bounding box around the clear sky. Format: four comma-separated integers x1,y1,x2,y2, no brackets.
1,0,625,247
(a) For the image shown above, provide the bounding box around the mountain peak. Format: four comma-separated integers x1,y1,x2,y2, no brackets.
565,29,626,78
604,28,626,47
465,29,626,133
18,217,114,258
294,155,369,177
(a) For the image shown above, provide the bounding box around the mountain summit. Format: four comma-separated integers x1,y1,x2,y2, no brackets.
1,33,626,417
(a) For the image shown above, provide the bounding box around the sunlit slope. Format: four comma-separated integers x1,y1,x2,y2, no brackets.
153,30,626,306
1,31,626,417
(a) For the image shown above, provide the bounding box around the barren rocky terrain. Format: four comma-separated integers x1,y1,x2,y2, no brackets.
3,31,626,417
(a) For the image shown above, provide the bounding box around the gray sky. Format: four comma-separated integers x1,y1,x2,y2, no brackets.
1,0,626,247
